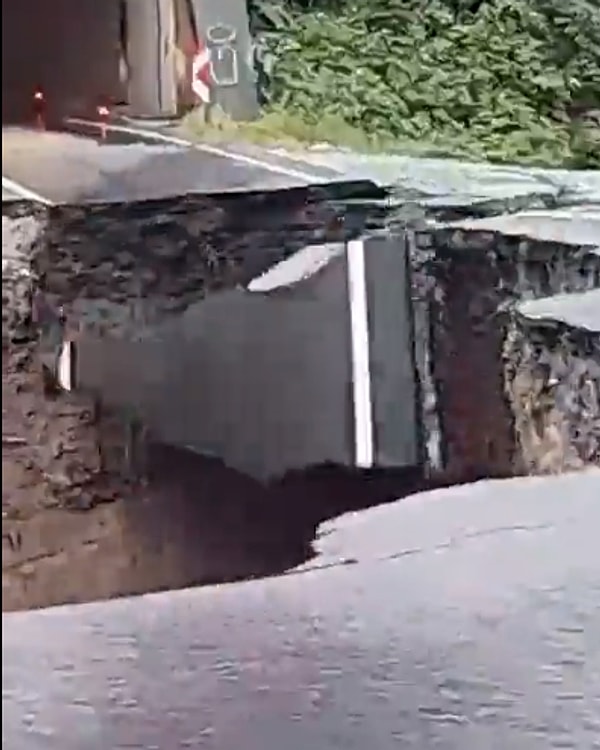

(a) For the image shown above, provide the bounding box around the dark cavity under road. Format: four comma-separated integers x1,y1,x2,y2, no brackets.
104,441,504,594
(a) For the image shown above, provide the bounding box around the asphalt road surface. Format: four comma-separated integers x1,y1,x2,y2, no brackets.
1,119,339,205
3,470,600,750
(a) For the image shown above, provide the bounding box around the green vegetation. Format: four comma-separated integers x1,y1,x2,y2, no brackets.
239,0,600,167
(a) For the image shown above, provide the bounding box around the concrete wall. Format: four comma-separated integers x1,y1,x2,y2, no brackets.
2,0,122,123
126,0,178,118
1,0,258,124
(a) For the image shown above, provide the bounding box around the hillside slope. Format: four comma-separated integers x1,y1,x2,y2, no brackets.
247,0,600,167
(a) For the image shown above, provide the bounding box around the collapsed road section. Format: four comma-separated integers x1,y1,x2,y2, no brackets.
3,119,416,480
3,119,600,611
2,119,423,610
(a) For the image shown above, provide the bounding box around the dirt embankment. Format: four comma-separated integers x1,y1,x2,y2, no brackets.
4,343,437,612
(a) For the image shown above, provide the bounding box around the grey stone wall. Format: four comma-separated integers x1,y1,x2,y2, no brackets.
504,306,599,473
412,226,600,477
2,207,47,345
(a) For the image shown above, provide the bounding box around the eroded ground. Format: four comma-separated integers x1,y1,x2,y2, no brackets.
3,346,431,611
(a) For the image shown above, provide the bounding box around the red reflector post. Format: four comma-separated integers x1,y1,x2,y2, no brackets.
33,88,46,129
97,102,110,140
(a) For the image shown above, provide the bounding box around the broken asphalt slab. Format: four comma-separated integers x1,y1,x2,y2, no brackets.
3,471,599,750
1,124,349,205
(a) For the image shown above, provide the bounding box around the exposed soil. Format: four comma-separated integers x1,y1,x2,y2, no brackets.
3,342,509,613
0,317,510,610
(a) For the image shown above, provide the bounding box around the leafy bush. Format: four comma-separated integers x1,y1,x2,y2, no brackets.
249,0,600,166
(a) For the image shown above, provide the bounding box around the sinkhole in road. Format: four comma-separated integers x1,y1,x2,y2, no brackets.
3,369,503,614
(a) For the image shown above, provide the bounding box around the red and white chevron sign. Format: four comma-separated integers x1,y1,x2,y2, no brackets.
192,43,212,104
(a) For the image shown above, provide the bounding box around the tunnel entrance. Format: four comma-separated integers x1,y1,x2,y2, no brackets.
2,0,125,125
1,0,194,125
2,0,258,128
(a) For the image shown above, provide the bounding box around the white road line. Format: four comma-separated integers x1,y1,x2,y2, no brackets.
346,238,374,468
64,117,325,184
57,340,75,392
2,175,54,205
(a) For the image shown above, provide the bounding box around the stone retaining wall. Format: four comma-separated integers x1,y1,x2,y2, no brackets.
504,297,600,473
413,225,600,477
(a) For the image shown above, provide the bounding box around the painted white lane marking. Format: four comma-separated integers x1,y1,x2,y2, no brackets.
346,238,374,468
2,175,54,205
57,340,74,392
64,117,325,183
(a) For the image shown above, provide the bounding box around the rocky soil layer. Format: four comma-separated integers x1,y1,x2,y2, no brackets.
413,216,600,477
504,290,600,473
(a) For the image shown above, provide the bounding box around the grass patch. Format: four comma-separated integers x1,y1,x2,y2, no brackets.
242,0,600,168
178,105,509,162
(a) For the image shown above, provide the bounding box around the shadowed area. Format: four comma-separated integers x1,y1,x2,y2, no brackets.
4,397,492,612
112,441,432,589
2,334,510,613
114,441,504,593
2,0,121,125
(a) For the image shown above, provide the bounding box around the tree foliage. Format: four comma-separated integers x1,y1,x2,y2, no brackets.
249,0,600,166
